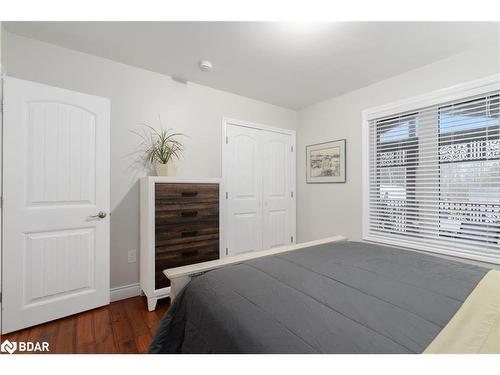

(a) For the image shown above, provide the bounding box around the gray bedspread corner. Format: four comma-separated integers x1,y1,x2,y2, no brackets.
149,241,488,354
148,289,187,354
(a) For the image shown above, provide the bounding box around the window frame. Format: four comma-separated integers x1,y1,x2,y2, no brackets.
362,74,500,264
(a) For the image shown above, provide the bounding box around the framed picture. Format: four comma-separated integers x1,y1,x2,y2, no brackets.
306,139,346,183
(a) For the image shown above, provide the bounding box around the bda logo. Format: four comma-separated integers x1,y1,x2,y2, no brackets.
1,339,17,354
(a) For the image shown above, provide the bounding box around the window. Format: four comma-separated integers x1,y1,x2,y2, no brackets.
375,114,418,234
364,78,500,264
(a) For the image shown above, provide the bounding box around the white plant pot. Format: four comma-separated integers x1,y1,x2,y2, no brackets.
155,162,177,177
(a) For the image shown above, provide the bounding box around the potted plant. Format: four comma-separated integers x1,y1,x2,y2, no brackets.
134,124,184,176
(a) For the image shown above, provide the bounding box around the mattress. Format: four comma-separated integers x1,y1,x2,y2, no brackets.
149,240,489,353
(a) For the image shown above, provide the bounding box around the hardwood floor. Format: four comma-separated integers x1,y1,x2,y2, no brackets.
0,296,170,354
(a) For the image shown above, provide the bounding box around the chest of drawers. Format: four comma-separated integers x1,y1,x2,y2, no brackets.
140,177,222,310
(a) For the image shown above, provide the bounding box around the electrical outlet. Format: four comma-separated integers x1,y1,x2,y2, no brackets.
128,249,137,263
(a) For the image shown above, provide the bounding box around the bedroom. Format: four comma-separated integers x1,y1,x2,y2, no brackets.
0,0,499,373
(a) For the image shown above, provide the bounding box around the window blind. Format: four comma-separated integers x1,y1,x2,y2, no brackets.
367,91,500,264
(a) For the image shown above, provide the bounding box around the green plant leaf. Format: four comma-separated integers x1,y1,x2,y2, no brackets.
131,120,186,166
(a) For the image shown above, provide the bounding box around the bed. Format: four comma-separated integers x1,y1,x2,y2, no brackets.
149,237,499,354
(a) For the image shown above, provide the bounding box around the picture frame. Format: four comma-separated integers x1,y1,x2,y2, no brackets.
306,139,346,183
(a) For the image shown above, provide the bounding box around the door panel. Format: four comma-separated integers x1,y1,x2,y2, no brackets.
224,125,263,255
28,102,96,205
26,228,94,303
2,77,110,333
262,131,293,249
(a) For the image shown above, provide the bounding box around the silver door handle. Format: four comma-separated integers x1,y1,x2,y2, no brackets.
90,211,107,219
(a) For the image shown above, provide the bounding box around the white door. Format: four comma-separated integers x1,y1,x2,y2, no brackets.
224,124,263,255
223,121,295,256
262,130,294,249
2,77,110,334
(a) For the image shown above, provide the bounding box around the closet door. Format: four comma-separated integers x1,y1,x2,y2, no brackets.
224,124,263,255
262,130,294,248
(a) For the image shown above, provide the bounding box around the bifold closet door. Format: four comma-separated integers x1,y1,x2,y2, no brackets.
262,130,294,249
224,124,264,255
2,77,110,334
224,123,294,256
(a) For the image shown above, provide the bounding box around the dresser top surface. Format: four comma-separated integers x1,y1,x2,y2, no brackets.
141,176,221,184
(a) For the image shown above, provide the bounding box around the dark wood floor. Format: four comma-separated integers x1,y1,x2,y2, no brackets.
0,296,170,354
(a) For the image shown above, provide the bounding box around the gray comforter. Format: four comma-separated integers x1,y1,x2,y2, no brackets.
149,241,488,353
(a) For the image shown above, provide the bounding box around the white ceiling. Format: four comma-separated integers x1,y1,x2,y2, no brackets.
4,22,499,109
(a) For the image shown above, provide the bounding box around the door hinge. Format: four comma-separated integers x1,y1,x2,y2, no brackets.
291,145,293,152
225,192,228,199
291,235,294,243
226,136,228,144
225,248,228,256
290,191,294,198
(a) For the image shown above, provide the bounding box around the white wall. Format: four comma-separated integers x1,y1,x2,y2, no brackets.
297,44,500,244
0,22,3,329
3,32,297,289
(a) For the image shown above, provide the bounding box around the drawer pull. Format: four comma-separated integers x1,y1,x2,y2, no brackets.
181,250,199,257
181,191,198,197
181,211,198,217
181,230,199,237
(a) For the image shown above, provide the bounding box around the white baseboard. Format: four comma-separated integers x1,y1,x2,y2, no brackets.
110,283,141,302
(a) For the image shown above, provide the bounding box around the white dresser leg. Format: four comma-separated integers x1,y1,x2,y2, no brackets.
147,297,157,311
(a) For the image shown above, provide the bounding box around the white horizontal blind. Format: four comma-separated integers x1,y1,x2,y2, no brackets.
367,91,500,264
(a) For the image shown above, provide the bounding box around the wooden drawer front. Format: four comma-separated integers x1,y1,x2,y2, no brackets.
155,183,219,204
155,224,219,247
155,202,219,226
156,237,219,255
155,242,219,289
